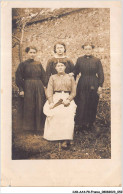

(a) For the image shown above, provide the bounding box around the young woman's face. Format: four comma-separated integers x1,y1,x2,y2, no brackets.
28,49,37,59
55,44,65,55
55,63,66,74
84,45,93,56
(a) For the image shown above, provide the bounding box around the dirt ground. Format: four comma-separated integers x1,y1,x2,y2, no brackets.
12,91,111,160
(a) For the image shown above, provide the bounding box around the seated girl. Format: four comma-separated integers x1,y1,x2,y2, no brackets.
43,62,76,148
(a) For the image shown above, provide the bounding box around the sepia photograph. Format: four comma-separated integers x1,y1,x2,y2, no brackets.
1,1,121,187
12,7,111,160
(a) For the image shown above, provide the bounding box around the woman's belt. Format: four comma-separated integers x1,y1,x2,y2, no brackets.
25,78,41,80
54,91,70,94
80,75,97,77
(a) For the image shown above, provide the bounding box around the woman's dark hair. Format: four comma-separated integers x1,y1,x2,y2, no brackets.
54,42,66,53
54,61,67,67
25,46,38,53
82,42,95,49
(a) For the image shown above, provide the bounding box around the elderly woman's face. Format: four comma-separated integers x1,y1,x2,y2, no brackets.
84,45,93,56
55,63,66,73
28,49,37,59
55,44,65,55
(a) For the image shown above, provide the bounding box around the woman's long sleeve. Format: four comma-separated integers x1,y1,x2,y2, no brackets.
73,58,80,79
15,62,24,92
46,59,52,84
97,60,104,87
40,64,47,87
47,76,54,104
68,77,76,101
68,59,74,72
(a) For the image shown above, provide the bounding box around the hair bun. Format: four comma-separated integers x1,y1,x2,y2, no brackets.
25,46,37,53
82,42,95,49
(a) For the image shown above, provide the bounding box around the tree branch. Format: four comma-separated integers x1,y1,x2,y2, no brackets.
30,11,41,21
12,42,19,48
12,35,20,42
15,8,21,17
25,11,41,26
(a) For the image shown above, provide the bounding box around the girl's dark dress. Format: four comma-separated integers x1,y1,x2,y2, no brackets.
46,57,74,83
74,55,104,126
16,59,47,132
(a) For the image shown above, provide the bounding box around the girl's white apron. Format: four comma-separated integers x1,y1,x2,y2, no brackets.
43,92,76,141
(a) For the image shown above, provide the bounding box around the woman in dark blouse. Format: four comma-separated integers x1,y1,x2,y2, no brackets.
46,42,74,83
74,42,104,131
16,46,47,133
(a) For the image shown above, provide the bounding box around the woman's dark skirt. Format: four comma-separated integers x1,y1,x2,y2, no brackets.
75,85,99,126
17,80,46,133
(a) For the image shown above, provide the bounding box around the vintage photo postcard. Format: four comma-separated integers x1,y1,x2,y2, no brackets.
1,0,122,187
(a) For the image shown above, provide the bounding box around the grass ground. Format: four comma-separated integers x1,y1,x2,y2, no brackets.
12,91,111,160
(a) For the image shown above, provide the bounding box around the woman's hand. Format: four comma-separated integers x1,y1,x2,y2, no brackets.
19,91,24,97
69,72,74,77
63,99,70,106
49,103,54,109
97,87,102,95
44,87,47,98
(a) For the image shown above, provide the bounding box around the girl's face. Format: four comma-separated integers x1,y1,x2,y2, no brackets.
84,45,93,56
55,44,65,55
55,63,66,74
28,49,37,59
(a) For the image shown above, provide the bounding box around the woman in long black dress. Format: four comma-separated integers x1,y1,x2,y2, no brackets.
16,46,47,133
74,42,104,131
46,42,74,83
